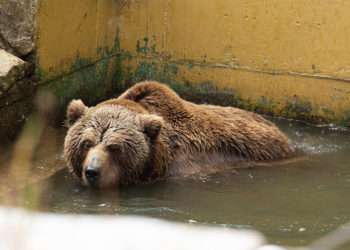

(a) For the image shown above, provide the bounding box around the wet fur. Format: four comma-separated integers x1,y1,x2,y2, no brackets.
64,81,295,186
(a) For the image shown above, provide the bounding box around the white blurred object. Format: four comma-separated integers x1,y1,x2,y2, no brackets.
0,207,280,250
258,245,288,250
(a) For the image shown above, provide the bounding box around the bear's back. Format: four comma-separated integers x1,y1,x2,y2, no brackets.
117,81,294,163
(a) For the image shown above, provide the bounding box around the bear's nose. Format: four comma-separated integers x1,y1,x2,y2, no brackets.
85,168,100,184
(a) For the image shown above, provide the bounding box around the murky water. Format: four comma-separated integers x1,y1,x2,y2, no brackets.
2,118,350,247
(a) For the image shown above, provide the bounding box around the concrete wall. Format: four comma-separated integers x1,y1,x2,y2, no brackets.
36,0,123,108
35,0,350,125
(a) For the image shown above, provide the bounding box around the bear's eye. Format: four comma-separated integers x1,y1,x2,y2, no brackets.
81,140,94,150
107,144,122,153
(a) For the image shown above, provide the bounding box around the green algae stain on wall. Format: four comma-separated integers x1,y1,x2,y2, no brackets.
48,58,108,106
121,36,182,87
33,0,350,127
34,31,350,127
36,33,126,117
128,36,350,125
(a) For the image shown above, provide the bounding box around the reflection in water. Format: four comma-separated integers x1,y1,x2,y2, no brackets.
2,117,350,247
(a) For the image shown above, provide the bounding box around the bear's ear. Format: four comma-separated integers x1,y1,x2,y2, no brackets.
140,114,164,139
66,99,88,127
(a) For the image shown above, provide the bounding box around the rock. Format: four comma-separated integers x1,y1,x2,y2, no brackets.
0,0,37,57
0,49,32,92
0,49,35,143
0,207,272,250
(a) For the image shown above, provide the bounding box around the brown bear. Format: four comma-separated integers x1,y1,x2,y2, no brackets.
64,81,295,188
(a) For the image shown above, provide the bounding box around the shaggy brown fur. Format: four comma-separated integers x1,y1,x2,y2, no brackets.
64,81,295,188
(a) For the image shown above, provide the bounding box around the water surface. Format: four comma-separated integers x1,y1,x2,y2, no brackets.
3,118,350,247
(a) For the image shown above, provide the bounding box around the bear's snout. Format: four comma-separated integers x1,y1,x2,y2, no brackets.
85,155,102,186
85,157,101,185
83,145,112,187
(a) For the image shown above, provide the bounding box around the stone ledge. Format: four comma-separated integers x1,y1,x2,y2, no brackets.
0,49,32,93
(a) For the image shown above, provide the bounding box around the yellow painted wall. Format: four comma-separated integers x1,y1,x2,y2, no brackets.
35,0,125,108
36,0,350,124
118,0,350,79
36,0,120,77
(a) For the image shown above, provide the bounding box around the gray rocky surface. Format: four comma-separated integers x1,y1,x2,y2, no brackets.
0,0,37,57
0,49,35,143
0,49,31,92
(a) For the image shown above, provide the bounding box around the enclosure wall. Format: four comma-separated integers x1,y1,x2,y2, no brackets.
36,0,350,125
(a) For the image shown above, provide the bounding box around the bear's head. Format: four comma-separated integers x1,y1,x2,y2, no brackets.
63,99,164,188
